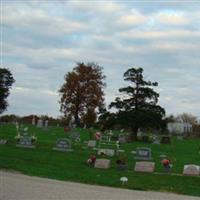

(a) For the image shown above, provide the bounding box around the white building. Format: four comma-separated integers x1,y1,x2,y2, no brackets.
167,122,192,135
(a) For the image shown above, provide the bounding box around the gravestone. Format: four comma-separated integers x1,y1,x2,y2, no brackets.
0,139,7,145
152,135,160,144
161,136,171,144
70,132,80,141
98,149,115,157
53,138,73,152
135,147,152,160
160,154,167,159
183,165,200,176
118,135,126,144
88,140,96,148
37,119,43,128
94,159,111,169
16,136,35,148
32,117,36,125
134,161,155,173
44,120,48,131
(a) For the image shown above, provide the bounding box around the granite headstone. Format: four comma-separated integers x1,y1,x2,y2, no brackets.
94,159,111,169
134,161,155,173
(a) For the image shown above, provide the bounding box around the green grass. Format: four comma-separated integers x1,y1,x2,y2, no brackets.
0,124,200,197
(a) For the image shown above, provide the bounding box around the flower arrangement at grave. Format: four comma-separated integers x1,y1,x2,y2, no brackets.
116,155,127,170
95,132,101,140
31,134,37,143
14,133,22,141
86,155,96,167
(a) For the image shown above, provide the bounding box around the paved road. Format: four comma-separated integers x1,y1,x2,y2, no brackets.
1,171,200,200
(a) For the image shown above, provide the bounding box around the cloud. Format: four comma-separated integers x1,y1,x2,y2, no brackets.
65,0,125,14
2,0,200,118
154,10,189,25
3,4,88,37
118,9,147,26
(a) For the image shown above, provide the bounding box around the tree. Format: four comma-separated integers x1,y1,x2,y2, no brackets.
175,113,198,125
59,62,106,127
109,67,165,140
0,68,15,114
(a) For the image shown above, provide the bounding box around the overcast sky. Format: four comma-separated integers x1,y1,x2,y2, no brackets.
1,0,200,118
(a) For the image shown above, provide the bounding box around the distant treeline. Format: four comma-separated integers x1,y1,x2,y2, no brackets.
0,114,67,126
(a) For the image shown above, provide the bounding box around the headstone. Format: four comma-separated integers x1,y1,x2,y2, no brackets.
32,116,36,125
37,119,43,128
16,136,35,148
94,159,111,169
135,147,152,160
16,122,19,131
137,129,142,137
0,139,7,145
152,135,160,144
183,165,200,176
134,161,155,173
118,135,126,144
70,132,80,141
44,120,48,131
88,140,96,148
131,150,136,154
159,154,167,159
53,138,73,152
161,136,171,144
98,149,115,157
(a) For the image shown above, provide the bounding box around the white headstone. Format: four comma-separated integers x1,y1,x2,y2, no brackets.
98,149,115,157
134,161,155,173
88,140,96,148
44,120,48,130
32,117,36,125
183,165,200,176
37,119,43,128
94,159,111,169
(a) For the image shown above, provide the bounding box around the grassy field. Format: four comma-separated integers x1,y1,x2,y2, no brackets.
0,123,200,197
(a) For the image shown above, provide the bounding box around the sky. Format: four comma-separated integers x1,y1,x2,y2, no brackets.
1,0,200,118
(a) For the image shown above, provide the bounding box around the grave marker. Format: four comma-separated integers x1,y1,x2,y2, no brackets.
70,132,80,141
53,138,73,152
44,120,48,131
37,119,43,128
135,147,152,160
98,149,115,157
152,135,160,144
88,140,96,148
134,161,155,173
118,135,126,144
0,139,7,145
94,159,111,169
16,136,35,148
183,165,200,176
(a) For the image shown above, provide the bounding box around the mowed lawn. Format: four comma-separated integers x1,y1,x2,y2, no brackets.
0,124,200,197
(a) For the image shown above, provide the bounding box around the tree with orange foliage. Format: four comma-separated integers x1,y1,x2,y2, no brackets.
59,62,106,127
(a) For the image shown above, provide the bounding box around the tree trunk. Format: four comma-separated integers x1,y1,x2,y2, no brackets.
74,111,80,127
130,126,138,141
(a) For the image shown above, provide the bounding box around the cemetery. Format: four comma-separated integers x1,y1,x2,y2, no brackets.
0,123,200,197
